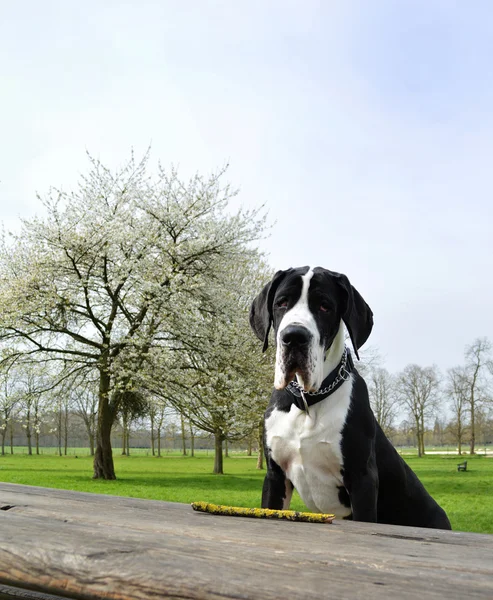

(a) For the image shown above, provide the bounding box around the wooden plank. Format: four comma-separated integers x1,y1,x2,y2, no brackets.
0,483,492,600
0,583,71,600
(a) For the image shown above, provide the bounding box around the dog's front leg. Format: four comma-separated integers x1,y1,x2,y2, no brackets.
262,455,293,510
345,467,379,522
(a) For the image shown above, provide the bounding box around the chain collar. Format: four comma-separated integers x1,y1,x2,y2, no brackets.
286,347,354,412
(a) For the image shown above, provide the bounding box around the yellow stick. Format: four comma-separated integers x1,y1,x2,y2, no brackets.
191,502,335,523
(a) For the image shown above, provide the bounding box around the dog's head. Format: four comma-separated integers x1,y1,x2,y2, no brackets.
249,266,373,392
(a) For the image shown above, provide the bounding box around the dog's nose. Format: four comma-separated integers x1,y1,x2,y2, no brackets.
281,325,312,348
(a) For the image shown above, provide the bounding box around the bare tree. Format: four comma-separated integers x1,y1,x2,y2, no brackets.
150,399,167,458
464,338,492,455
256,420,264,470
354,345,382,379
16,363,50,455
0,366,18,455
71,382,98,455
147,399,159,456
474,405,493,452
189,419,196,457
431,416,447,447
446,366,469,455
179,412,188,456
396,419,415,448
367,367,398,437
396,364,441,457
51,390,70,457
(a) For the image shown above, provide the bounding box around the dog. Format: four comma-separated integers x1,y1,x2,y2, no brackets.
249,266,451,529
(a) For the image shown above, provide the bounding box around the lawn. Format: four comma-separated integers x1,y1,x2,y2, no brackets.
0,451,491,534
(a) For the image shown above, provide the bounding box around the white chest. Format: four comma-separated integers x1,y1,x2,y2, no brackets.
265,379,353,517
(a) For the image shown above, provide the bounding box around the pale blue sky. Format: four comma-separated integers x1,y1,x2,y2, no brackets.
1,1,492,374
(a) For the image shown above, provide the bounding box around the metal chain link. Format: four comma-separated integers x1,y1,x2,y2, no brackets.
290,347,350,397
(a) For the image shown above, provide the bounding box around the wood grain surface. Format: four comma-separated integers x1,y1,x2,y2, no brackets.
0,482,492,600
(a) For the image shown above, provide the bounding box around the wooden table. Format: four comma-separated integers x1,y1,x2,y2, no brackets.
0,482,492,599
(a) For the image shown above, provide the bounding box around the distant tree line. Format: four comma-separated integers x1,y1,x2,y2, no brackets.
2,333,491,463
0,402,259,458
364,337,493,456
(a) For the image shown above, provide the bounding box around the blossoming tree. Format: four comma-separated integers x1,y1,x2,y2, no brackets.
0,151,266,479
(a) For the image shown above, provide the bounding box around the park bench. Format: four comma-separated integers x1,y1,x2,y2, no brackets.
1,482,493,600
457,461,468,471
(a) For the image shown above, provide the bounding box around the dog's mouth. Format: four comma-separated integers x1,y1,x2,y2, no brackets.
274,355,315,392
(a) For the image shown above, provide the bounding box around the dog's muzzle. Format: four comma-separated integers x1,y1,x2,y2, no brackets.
276,324,315,390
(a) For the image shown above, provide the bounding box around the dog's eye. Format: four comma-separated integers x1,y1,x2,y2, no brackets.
276,299,288,309
320,303,331,313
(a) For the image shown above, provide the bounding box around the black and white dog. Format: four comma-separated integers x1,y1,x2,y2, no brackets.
250,266,451,530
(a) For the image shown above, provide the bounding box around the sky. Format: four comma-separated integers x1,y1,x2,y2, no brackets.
1,0,493,375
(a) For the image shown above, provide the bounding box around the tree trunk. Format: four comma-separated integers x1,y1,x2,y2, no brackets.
256,422,264,470
157,427,161,457
213,431,224,474
189,421,194,457
83,413,95,456
1,428,6,456
34,404,40,455
180,414,187,456
150,414,155,456
247,436,252,457
224,438,229,458
457,414,462,455
64,406,69,456
10,420,14,454
93,367,116,480
127,426,130,456
414,413,423,458
26,408,32,456
121,414,127,455
58,409,62,457
470,400,476,455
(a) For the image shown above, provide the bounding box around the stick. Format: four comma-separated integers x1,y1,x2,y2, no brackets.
191,502,335,523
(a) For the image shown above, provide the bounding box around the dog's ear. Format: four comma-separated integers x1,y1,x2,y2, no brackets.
329,271,373,360
249,269,291,352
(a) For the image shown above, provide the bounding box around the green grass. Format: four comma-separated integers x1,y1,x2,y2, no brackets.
0,451,491,534
404,455,493,534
